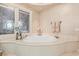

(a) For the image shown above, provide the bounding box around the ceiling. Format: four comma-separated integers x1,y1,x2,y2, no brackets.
19,3,59,12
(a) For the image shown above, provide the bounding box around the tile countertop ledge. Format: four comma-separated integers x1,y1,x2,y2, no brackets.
0,36,78,46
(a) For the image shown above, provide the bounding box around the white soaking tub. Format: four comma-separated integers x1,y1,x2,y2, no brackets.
15,35,59,56
23,35,57,43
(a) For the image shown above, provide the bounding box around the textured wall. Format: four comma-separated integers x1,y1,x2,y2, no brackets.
40,4,79,36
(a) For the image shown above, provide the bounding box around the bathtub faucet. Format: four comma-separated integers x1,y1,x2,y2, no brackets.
16,32,22,40
19,32,22,40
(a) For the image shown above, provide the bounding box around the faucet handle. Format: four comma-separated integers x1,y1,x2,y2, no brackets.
54,35,59,39
19,32,22,40
16,32,19,40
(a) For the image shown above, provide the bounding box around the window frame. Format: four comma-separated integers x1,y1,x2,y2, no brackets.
18,9,31,33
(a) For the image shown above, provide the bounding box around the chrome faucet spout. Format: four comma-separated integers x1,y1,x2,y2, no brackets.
16,32,19,40
19,32,22,40
16,32,22,40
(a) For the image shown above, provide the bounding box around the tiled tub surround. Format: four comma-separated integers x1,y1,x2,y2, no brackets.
0,35,79,56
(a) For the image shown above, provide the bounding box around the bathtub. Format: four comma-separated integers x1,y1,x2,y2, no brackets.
16,35,64,56
23,35,57,43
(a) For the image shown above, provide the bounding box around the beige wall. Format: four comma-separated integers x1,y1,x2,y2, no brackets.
40,4,79,36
